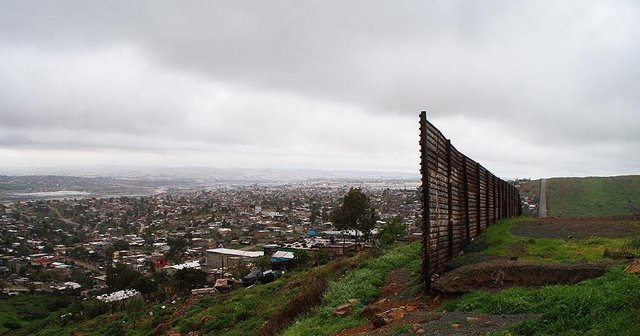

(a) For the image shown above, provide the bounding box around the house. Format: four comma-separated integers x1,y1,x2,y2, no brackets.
205,248,263,270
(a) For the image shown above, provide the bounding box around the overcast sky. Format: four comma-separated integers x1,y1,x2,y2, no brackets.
1,1,639,179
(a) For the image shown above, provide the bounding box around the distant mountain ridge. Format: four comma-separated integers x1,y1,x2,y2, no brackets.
0,166,419,182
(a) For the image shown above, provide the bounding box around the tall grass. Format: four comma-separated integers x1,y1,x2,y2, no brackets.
442,266,640,335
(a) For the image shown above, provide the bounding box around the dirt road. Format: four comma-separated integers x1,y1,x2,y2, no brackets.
538,178,547,217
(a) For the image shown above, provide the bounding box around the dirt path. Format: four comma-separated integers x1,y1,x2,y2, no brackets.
538,178,547,217
335,269,534,336
369,312,537,336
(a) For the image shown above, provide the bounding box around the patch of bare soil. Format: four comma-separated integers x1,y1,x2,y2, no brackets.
335,269,536,336
368,312,537,336
335,268,433,336
432,259,613,294
512,217,640,239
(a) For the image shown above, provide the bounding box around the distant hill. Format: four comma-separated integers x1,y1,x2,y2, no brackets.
544,175,640,217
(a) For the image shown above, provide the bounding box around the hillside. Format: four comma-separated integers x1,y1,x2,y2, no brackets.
546,175,640,217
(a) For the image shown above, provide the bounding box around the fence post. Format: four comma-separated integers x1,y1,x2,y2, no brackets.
446,140,454,258
485,170,490,227
492,175,496,223
463,158,470,244
475,163,481,235
419,111,431,291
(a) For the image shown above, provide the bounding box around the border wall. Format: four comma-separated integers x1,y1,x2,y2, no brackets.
419,111,521,290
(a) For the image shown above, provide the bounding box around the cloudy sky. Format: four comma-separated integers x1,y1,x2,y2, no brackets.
1,1,639,179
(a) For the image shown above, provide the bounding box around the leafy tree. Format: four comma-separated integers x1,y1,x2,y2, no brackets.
106,263,140,291
131,276,157,295
112,240,130,251
254,255,272,270
309,202,321,224
172,268,207,294
331,188,378,241
291,250,310,269
69,246,90,261
229,261,251,280
377,217,406,248
166,236,187,263
43,243,54,254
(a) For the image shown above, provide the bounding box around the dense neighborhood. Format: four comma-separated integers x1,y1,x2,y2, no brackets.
0,180,422,299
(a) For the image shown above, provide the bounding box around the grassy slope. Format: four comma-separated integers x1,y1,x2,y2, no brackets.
21,253,369,336
281,242,421,336
470,217,640,262
443,217,640,335
0,295,69,334
546,175,640,217
442,266,640,336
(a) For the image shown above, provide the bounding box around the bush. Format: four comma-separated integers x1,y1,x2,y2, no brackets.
3,320,22,330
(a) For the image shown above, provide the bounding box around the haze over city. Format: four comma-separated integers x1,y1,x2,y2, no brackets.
1,1,639,179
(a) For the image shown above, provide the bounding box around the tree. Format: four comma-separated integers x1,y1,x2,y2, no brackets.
309,202,321,224
254,255,272,270
172,268,207,294
166,236,187,263
377,217,406,248
106,263,140,291
112,240,130,251
331,188,378,241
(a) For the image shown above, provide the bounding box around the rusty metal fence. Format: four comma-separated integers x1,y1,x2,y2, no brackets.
419,111,521,290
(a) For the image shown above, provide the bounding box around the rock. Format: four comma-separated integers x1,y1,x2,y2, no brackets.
360,305,381,318
374,298,388,305
405,305,417,312
625,259,640,273
333,303,353,317
387,308,405,320
371,308,406,328
371,313,392,328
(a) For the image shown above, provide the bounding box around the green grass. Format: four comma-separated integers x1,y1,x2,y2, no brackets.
441,266,640,335
9,251,370,336
546,176,640,217
477,217,524,256
0,295,72,334
468,217,640,262
281,242,422,336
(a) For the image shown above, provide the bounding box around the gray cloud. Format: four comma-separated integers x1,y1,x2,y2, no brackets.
1,0,639,177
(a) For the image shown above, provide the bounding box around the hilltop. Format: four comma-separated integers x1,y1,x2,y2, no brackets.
519,175,640,218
